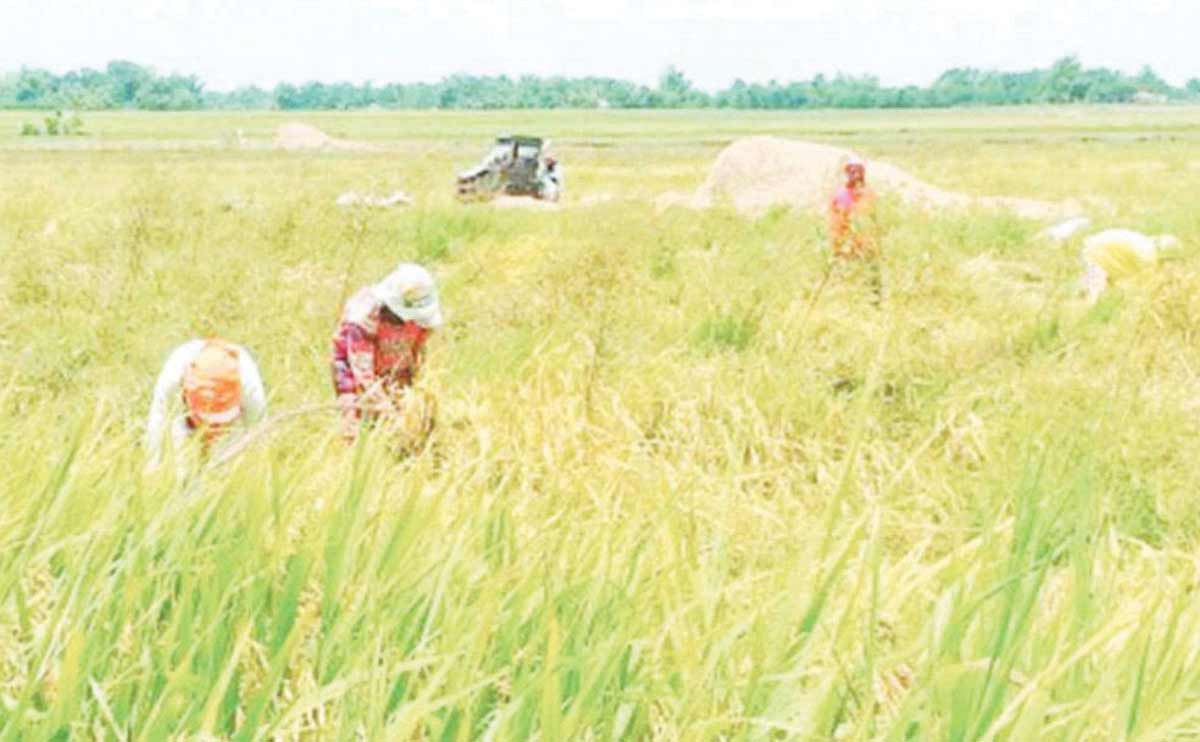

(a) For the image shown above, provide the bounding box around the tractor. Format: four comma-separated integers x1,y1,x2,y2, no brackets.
456,135,562,202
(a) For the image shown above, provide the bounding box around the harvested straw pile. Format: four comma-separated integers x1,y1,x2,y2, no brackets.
274,122,374,152
658,136,1075,219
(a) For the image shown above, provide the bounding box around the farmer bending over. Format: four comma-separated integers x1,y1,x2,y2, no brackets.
145,338,267,468
1080,229,1180,304
332,262,443,442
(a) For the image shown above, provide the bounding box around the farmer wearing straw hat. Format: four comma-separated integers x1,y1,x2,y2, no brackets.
332,262,443,444
145,338,267,467
1080,228,1181,304
828,156,879,260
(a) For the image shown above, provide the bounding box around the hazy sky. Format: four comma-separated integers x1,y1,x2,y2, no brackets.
3,0,1197,90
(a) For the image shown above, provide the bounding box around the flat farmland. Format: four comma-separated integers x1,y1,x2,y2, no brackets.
1,107,1199,739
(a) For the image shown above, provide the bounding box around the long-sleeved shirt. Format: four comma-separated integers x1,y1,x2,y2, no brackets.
828,184,877,259
145,339,267,465
331,288,429,399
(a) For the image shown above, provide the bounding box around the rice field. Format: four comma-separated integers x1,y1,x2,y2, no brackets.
2,106,1200,739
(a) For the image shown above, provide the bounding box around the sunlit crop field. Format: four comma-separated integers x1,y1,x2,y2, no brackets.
2,107,1200,739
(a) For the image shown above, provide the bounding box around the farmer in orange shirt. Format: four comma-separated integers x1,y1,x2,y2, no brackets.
145,338,267,467
828,157,878,260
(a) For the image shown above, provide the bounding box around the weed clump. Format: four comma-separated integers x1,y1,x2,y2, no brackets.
19,110,85,137
694,309,757,352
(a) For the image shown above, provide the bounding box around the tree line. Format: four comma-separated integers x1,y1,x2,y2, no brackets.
3,58,1198,111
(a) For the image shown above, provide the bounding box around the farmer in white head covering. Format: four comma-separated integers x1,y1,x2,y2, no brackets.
1080,229,1180,303
331,262,443,442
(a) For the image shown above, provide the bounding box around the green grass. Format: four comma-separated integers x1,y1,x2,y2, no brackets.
1,108,1200,739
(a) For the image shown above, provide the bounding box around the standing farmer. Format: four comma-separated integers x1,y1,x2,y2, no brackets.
540,156,564,202
145,338,267,468
828,157,879,260
331,262,443,444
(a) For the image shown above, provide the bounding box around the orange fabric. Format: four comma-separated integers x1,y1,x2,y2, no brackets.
828,186,878,260
182,339,243,442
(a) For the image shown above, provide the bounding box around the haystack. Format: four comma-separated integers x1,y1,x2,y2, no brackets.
275,123,332,150
274,122,374,152
659,136,1074,220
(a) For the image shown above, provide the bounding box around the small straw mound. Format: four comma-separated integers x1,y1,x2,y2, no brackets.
335,191,413,208
274,122,375,152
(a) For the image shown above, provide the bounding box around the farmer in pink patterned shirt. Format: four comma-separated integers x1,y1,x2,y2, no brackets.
331,263,443,440
828,157,878,260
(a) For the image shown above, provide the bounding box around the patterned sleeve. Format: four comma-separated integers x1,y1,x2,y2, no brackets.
331,288,383,396
332,322,376,395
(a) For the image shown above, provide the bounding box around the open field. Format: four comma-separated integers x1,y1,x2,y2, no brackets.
2,107,1200,739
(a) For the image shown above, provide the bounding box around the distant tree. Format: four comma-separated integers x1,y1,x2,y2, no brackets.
386,81,440,108
656,66,707,108
891,85,924,108
819,74,883,108
807,74,830,107
1078,67,1135,102
0,73,16,107
1039,56,1087,102
15,68,57,106
715,79,748,108
0,57,1195,111
106,60,153,106
930,68,979,106
135,75,202,110
206,85,273,110
1134,65,1169,94
58,67,117,108
273,83,302,109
